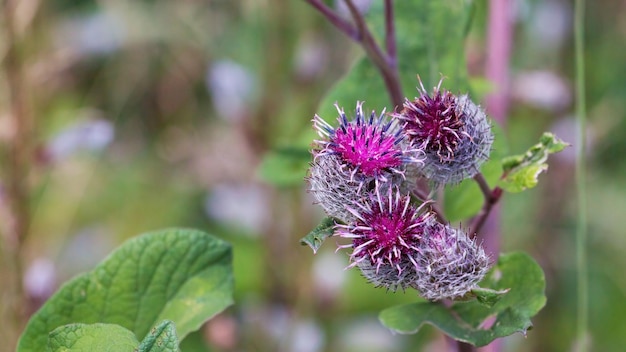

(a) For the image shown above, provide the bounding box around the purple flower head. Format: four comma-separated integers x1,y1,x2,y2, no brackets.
396,78,493,184
335,186,432,291
313,102,422,184
411,219,491,300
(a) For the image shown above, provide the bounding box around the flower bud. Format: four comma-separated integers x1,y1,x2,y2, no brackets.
334,187,431,291
411,219,491,300
396,79,493,185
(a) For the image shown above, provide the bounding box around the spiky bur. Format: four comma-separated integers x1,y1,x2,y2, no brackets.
411,219,491,300
308,154,371,223
334,187,432,291
396,79,493,185
308,102,423,222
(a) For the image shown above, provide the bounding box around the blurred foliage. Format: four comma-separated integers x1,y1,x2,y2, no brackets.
1,0,625,351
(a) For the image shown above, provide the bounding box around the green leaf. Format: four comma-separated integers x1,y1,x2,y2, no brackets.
45,321,180,352
18,229,234,352
137,320,179,352
46,323,139,352
316,0,473,121
379,252,546,347
257,146,311,187
499,132,568,193
469,287,511,308
300,217,336,254
444,122,508,222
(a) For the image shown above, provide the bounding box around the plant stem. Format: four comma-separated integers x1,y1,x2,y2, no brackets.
343,0,404,109
458,340,476,352
384,0,397,62
474,1,513,349
474,173,492,201
469,173,503,237
306,0,405,109
305,0,359,40
484,0,512,128
574,0,588,348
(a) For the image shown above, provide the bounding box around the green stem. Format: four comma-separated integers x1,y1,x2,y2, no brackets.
574,0,588,348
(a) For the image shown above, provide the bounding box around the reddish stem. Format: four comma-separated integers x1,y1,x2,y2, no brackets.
485,0,513,128
305,0,359,40
384,0,397,64
306,0,405,110
469,184,503,238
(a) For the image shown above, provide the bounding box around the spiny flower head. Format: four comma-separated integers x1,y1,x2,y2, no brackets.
396,79,493,184
307,154,372,223
334,187,432,291
313,101,422,184
411,219,491,300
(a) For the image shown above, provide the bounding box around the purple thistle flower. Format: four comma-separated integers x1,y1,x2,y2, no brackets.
308,102,423,222
396,78,493,185
411,219,491,300
334,187,432,291
313,102,422,183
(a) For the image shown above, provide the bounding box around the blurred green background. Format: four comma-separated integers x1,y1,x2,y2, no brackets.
1,0,625,351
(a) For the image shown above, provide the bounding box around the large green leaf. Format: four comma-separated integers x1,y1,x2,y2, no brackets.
46,323,138,352
18,229,233,352
499,132,568,193
379,252,546,347
316,0,473,121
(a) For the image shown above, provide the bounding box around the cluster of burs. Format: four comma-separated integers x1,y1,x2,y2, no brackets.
307,80,494,301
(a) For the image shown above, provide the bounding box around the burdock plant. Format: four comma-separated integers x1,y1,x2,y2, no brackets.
308,95,492,301
300,0,566,350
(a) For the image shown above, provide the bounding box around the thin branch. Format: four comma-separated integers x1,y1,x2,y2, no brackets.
343,0,404,109
474,173,493,202
467,173,503,236
384,0,397,64
305,0,359,40
469,186,502,237
310,0,405,109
